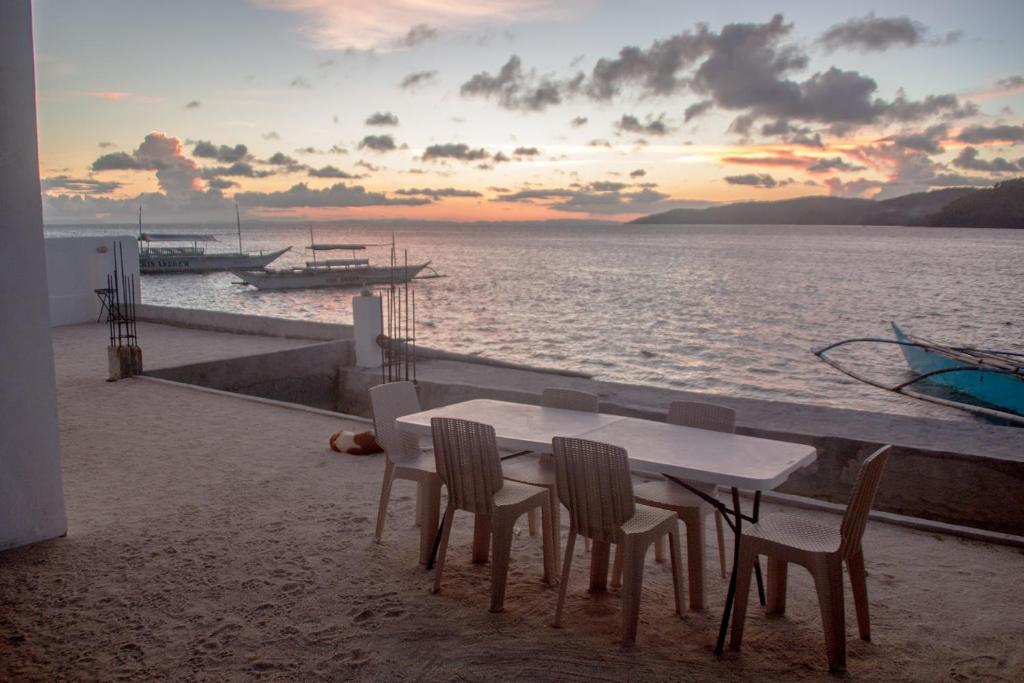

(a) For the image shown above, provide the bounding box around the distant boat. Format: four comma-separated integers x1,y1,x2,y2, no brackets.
231,228,433,291
815,323,1024,425
137,205,290,274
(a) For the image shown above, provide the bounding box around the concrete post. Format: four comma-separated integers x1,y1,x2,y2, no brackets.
353,289,383,367
0,0,68,550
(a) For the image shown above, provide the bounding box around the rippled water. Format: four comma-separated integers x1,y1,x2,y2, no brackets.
47,222,1023,420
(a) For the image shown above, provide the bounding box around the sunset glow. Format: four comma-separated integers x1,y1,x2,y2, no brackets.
33,0,1024,223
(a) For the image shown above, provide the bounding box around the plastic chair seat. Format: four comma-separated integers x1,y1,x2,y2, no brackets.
617,503,678,538
633,479,714,509
744,514,841,554
493,480,549,510
391,449,437,474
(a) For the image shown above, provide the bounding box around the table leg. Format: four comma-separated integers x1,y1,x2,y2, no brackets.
472,514,491,564
752,491,766,606
715,487,743,655
589,540,610,592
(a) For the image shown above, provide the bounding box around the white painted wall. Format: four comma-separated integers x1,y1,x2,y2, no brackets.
0,0,67,551
46,236,140,327
352,291,383,367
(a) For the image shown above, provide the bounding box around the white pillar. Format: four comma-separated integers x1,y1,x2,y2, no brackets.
352,289,383,367
0,0,68,549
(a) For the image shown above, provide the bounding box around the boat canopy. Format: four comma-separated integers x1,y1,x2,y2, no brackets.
140,233,219,242
306,258,370,268
308,243,367,251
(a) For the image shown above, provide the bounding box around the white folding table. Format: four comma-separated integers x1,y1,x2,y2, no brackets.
396,398,817,654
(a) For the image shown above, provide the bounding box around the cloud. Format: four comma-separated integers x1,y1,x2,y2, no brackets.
615,113,671,136
491,181,672,214
254,0,580,52
86,91,130,101
290,77,312,89
723,173,786,188
422,143,489,162
358,134,398,152
952,147,1023,174
200,162,274,178
683,100,713,122
265,152,300,166
365,112,399,126
997,75,1024,89
720,153,808,168
41,175,122,195
262,131,281,140
308,165,361,178
394,187,483,199
185,100,201,109
460,55,581,111
397,24,438,48
234,182,430,208
817,14,931,53
92,152,143,171
512,146,540,156
91,132,201,196
355,160,381,172
586,29,714,100
956,124,1024,144
629,169,646,178
192,140,250,163
882,124,948,153
587,138,612,148
824,177,886,197
805,156,868,173
328,144,349,154
399,70,437,89
570,116,588,127
98,141,115,149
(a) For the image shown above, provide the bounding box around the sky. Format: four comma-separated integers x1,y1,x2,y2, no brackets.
32,0,1024,223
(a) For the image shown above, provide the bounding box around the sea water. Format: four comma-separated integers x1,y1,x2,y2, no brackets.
46,222,1023,420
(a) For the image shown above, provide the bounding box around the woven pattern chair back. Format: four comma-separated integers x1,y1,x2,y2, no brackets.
542,388,599,412
552,437,635,544
667,401,736,433
370,381,423,461
839,446,891,559
430,417,503,515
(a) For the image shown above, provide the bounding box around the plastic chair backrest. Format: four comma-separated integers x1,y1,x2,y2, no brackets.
542,388,599,412
370,381,423,462
839,446,892,558
667,401,736,434
430,417,503,515
552,437,635,543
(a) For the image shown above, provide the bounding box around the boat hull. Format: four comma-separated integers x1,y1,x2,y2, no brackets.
892,323,1024,416
140,247,290,274
232,262,430,291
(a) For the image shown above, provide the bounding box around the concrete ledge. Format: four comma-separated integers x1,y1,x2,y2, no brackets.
136,304,353,341
145,340,354,412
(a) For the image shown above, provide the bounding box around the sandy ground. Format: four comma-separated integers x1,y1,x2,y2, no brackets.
2,322,1023,681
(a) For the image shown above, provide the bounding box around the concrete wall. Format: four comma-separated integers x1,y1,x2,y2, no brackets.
135,304,353,341
146,341,354,411
46,236,139,326
0,0,67,550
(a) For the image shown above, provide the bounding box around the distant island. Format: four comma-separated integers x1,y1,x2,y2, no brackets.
632,178,1024,229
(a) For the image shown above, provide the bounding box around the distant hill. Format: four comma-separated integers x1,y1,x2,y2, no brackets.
629,184,1019,228
929,179,1024,229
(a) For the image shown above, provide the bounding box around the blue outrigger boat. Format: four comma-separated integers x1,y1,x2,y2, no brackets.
815,323,1024,425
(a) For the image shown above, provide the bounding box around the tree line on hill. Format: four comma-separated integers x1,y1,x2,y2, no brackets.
631,178,1024,229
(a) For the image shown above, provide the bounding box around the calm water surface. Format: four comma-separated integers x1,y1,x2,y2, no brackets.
46,222,1023,421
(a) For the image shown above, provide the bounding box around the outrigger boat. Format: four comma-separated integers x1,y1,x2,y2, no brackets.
815,322,1024,425
137,205,290,274
231,228,433,291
